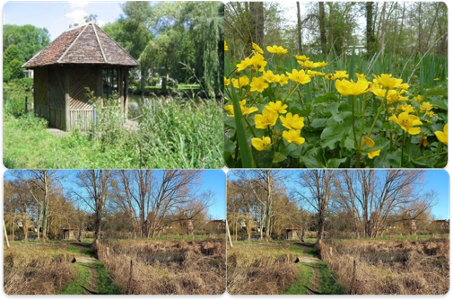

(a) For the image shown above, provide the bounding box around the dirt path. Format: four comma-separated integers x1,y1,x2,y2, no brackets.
61,242,120,295
284,242,343,295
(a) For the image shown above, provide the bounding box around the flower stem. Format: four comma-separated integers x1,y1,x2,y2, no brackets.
282,83,300,104
367,88,389,137
400,131,406,167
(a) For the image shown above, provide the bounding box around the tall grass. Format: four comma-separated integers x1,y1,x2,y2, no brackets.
321,238,449,295
3,97,223,169
99,238,226,295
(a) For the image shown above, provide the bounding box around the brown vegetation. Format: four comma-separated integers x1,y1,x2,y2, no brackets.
321,238,450,295
98,238,226,294
227,244,299,294
3,245,75,295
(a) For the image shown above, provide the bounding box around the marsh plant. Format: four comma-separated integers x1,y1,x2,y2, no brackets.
224,42,448,168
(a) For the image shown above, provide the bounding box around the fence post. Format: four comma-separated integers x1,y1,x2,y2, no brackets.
24,96,28,113
349,259,357,294
126,259,133,294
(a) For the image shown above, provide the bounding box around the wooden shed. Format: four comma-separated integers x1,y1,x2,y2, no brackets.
284,228,301,240
60,228,79,240
23,23,138,131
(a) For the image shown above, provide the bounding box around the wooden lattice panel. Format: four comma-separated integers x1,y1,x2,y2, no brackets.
68,65,98,110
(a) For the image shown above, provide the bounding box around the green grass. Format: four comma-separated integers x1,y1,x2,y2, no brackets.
284,263,314,295
316,261,345,294
60,264,91,295
93,261,122,295
3,97,223,169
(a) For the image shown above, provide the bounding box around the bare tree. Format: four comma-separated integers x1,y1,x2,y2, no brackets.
294,170,335,249
335,170,437,238
74,170,111,250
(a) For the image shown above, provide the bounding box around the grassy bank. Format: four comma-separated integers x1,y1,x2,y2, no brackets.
3,97,223,169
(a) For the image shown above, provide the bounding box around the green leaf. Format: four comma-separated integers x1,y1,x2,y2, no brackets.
272,152,287,164
300,147,326,168
310,118,327,129
327,158,347,168
320,111,352,150
314,93,339,103
229,87,255,168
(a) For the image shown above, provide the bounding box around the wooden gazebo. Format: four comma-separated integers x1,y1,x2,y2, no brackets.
24,23,138,131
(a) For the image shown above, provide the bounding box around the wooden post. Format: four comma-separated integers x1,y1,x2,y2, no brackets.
4,220,10,248
226,219,233,248
25,96,28,113
124,68,129,119
64,67,70,131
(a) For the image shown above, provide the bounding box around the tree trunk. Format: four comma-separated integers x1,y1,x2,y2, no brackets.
319,2,327,54
366,2,376,55
380,2,387,62
23,213,28,242
297,2,302,53
250,2,264,47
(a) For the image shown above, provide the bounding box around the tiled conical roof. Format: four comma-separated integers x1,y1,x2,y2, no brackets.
24,23,138,68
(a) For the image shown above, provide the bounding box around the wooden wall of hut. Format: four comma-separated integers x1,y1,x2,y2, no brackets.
48,66,66,129
68,65,100,131
33,67,49,121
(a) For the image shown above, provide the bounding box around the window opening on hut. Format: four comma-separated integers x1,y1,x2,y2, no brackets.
102,68,118,101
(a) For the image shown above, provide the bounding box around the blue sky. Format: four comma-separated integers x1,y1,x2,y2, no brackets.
227,170,450,220
4,169,226,219
3,1,125,40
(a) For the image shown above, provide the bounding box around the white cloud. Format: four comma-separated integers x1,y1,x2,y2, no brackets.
66,8,88,24
68,1,91,9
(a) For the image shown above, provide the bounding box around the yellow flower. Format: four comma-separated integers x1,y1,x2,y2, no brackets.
252,136,272,151
371,88,398,100
413,95,423,102
224,41,228,51
254,108,278,129
232,75,250,88
374,74,404,89
362,136,375,148
286,69,311,85
419,102,433,113
335,78,370,96
250,77,269,92
397,104,415,113
325,73,334,80
294,55,309,61
434,123,448,145
224,100,258,117
307,70,325,76
356,73,366,79
333,70,349,79
265,101,288,114
280,112,305,130
252,42,263,54
274,74,289,85
317,61,328,68
224,77,231,86
262,70,278,83
389,112,423,135
251,53,267,71
367,150,380,159
267,45,288,55
434,78,440,81
282,129,305,145
236,57,254,71
298,60,319,69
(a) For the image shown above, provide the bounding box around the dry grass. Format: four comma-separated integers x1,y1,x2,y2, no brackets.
98,238,226,295
321,238,450,295
227,244,299,295
3,245,76,295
